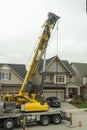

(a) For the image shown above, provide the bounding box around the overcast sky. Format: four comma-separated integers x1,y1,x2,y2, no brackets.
0,0,87,65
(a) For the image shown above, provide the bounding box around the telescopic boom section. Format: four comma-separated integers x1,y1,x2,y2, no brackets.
19,12,60,96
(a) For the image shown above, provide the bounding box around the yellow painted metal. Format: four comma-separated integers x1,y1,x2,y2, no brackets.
24,101,48,112
19,12,60,98
2,12,60,112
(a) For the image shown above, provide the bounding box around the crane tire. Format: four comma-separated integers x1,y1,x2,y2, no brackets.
40,116,50,126
3,119,15,130
52,114,61,124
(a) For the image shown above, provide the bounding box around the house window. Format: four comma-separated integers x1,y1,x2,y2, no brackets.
56,75,66,84
0,72,11,80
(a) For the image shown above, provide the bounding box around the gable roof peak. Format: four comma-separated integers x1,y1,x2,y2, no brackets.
38,55,75,76
0,63,26,79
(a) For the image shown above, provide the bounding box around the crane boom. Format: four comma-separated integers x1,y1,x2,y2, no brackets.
19,12,60,97
2,12,60,111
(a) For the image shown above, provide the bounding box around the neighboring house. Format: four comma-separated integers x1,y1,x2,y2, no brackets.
71,63,87,99
0,58,84,101
0,64,26,95
38,56,80,101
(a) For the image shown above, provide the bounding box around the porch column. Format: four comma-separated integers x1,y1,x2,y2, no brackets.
0,85,1,96
78,87,80,95
66,87,69,98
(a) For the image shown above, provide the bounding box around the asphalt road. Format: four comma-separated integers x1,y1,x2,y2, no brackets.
1,102,87,130
13,116,87,130
14,118,87,130
13,102,87,130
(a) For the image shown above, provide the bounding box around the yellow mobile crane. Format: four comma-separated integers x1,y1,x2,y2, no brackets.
2,12,60,112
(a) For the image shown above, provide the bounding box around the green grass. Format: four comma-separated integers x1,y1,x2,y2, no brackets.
71,97,87,109
74,103,87,108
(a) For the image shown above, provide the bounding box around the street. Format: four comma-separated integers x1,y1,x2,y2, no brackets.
1,102,87,130
14,102,87,130
14,116,87,130
14,115,87,130
13,102,87,130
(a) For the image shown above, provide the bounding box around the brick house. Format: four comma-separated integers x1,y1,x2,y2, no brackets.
0,57,83,101
71,62,87,99
0,64,26,95
38,56,81,101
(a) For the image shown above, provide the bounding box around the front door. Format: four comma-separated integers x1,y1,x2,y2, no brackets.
69,88,77,98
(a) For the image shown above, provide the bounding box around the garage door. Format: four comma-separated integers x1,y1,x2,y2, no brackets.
43,89,64,101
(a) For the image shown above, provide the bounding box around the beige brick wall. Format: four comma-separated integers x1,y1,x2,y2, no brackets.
0,86,21,95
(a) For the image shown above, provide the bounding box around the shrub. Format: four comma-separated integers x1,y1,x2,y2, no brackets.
72,97,83,105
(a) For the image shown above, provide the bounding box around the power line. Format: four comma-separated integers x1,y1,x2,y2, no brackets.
86,0,87,13
56,21,59,97
56,22,58,56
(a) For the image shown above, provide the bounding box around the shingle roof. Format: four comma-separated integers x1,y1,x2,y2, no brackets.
38,56,56,72
0,63,26,79
62,60,76,76
38,56,76,76
71,62,87,77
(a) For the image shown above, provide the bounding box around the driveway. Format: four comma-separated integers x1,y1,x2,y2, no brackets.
61,101,79,112
61,101,87,117
61,101,87,127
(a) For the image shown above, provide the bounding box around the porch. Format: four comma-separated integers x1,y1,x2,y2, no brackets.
65,82,81,99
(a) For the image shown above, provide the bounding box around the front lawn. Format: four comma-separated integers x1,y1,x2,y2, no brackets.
71,96,87,109
74,103,87,108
